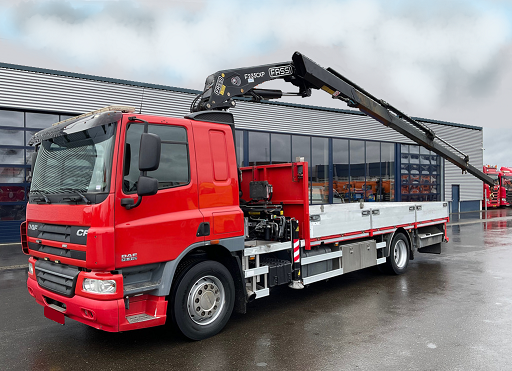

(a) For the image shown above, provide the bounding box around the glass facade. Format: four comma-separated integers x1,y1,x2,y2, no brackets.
237,129,401,205
0,109,69,242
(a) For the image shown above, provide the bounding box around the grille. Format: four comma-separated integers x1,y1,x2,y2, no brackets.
507,193,512,204
35,260,80,297
28,242,86,261
29,223,71,243
27,222,89,246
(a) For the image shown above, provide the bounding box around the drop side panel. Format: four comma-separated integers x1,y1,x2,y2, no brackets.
240,163,310,248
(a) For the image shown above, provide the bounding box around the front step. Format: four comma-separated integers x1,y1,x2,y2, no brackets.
126,313,159,324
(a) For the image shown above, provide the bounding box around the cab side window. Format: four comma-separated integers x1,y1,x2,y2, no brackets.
123,123,190,193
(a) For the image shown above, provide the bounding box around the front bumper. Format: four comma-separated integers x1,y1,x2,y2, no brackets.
27,277,167,332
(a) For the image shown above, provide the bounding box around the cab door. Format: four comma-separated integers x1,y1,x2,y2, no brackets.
114,116,204,267
192,121,243,241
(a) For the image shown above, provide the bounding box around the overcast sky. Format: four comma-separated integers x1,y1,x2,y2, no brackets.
1,0,511,167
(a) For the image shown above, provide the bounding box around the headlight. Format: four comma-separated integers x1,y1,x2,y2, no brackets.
28,263,33,275
82,278,116,294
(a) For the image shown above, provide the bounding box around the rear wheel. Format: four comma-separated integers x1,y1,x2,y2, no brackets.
386,232,410,274
170,260,235,340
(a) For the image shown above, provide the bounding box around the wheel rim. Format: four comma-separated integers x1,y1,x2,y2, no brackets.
394,239,408,269
187,275,225,326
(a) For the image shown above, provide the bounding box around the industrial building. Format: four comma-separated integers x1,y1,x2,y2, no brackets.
0,62,484,242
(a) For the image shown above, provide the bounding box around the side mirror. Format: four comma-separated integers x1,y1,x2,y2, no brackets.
137,176,158,196
139,133,161,172
121,133,161,210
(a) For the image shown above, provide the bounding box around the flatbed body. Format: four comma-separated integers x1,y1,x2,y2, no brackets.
309,201,448,242
239,164,449,298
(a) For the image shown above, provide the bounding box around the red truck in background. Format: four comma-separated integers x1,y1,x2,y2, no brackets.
483,165,501,208
21,52,495,340
499,167,512,206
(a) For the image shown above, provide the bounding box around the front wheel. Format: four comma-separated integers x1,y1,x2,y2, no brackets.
385,232,410,275
170,260,235,340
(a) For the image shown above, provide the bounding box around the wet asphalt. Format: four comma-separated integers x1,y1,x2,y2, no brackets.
1,209,512,371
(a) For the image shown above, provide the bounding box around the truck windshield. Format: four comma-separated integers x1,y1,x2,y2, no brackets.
30,123,117,196
502,176,512,190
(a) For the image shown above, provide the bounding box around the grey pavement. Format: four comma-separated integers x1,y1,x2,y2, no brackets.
1,209,511,370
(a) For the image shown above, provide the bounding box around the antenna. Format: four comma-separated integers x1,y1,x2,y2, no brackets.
139,87,145,114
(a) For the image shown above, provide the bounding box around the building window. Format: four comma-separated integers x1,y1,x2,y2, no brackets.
0,110,24,127
271,133,291,164
235,130,244,167
400,144,440,201
0,148,24,165
0,167,26,183
333,138,349,203
381,142,395,201
349,140,365,202
311,137,329,204
0,129,24,146
292,135,310,163
26,112,60,129
248,132,270,165
365,141,380,202
0,204,26,221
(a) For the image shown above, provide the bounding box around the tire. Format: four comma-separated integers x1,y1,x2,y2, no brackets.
170,260,235,340
385,232,410,275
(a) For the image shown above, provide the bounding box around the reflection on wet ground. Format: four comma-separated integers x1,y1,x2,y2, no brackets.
1,209,512,370
450,207,512,224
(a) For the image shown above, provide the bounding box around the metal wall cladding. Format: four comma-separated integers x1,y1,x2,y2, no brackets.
0,65,483,203
419,121,483,202
230,100,406,143
0,68,144,113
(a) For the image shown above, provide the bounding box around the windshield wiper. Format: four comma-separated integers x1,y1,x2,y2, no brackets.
30,190,51,204
76,191,91,204
61,189,92,204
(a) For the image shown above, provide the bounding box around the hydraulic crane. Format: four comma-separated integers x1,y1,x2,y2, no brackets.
191,51,493,186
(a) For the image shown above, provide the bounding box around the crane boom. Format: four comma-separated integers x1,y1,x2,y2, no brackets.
191,51,493,186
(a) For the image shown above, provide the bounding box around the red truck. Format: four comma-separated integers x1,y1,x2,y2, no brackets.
499,167,512,206
483,165,501,208
22,53,494,340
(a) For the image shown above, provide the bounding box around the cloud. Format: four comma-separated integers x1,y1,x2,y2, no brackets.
483,127,512,166
0,0,511,115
